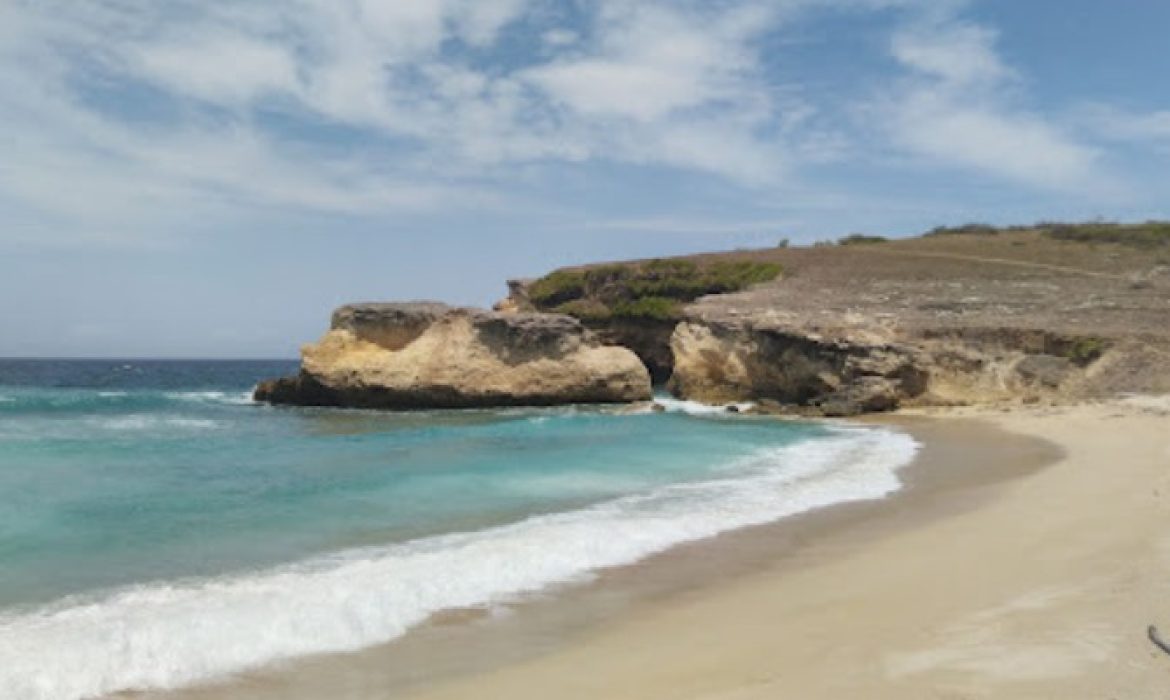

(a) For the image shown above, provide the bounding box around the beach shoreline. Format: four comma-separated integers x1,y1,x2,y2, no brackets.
390,398,1167,700
130,398,1170,700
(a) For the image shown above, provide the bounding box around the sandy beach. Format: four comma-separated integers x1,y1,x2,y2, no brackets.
404,399,1170,700
140,396,1170,700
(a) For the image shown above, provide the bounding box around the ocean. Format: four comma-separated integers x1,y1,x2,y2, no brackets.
0,359,918,700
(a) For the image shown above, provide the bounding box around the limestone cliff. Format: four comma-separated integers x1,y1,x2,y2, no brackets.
264,224,1168,415
666,317,1170,416
668,320,927,416
510,224,1170,416
665,226,1170,415
501,259,781,384
255,303,651,409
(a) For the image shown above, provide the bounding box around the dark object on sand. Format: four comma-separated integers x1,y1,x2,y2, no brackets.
1149,625,1170,657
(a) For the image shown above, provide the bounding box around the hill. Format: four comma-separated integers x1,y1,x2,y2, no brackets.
504,222,1170,414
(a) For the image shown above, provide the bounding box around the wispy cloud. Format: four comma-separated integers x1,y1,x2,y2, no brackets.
0,0,1158,253
0,0,813,245
877,14,1100,192
1080,105,1170,148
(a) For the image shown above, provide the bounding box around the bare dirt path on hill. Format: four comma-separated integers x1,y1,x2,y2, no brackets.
860,248,1129,281
682,230,1170,342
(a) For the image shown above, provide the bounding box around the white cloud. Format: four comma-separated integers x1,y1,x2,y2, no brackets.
0,15,495,247
524,4,764,122
541,29,579,47
515,2,788,182
892,94,1097,189
133,36,301,106
880,17,1099,191
1081,105,1170,145
450,0,531,46
0,0,810,248
0,0,1142,251
891,22,1010,87
355,0,448,51
527,59,701,122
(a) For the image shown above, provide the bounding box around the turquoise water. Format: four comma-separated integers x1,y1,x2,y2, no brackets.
0,360,917,700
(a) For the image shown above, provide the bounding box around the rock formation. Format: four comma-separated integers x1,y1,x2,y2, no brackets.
667,320,927,416
665,317,1167,416
510,225,1170,416
265,225,1169,416
662,229,1170,415
255,303,652,409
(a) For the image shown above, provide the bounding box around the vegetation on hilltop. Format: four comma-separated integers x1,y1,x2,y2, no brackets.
924,223,1002,237
837,233,888,245
528,258,781,322
925,221,1170,248
523,218,1168,327
1043,221,1170,248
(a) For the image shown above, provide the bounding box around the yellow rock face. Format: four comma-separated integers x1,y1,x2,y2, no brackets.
275,303,651,408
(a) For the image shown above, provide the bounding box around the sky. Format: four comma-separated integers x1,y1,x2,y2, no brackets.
2,0,1169,358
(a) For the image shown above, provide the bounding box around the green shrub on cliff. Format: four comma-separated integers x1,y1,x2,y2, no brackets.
922,220,1170,248
838,233,888,245
609,296,680,321
583,264,635,286
551,299,613,321
530,258,781,322
528,270,586,306
1063,337,1108,365
706,260,781,290
626,260,708,299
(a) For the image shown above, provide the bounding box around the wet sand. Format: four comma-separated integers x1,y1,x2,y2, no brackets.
137,399,1170,699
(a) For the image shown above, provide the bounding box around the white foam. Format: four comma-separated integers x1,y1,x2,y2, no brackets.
507,471,652,497
165,391,256,406
651,396,756,415
166,418,221,429
94,415,221,431
0,427,917,700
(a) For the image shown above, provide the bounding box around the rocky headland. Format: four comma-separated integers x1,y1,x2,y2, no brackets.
255,302,651,408
259,222,1170,415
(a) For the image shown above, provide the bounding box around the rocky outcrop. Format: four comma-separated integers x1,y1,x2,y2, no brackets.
494,280,677,382
668,320,928,416
277,227,1169,416
656,227,1170,415
255,302,652,409
492,279,536,314
667,315,1166,416
500,259,783,386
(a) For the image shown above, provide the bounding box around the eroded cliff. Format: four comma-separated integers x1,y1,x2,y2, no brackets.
512,223,1170,415
256,303,651,408
502,258,781,383
668,227,1170,414
264,224,1168,414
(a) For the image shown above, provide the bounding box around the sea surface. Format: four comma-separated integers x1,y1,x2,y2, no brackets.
0,359,918,700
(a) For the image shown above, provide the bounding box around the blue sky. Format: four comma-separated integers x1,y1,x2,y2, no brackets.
2,0,1169,357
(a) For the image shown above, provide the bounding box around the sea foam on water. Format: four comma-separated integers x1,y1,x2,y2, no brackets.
0,425,916,700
